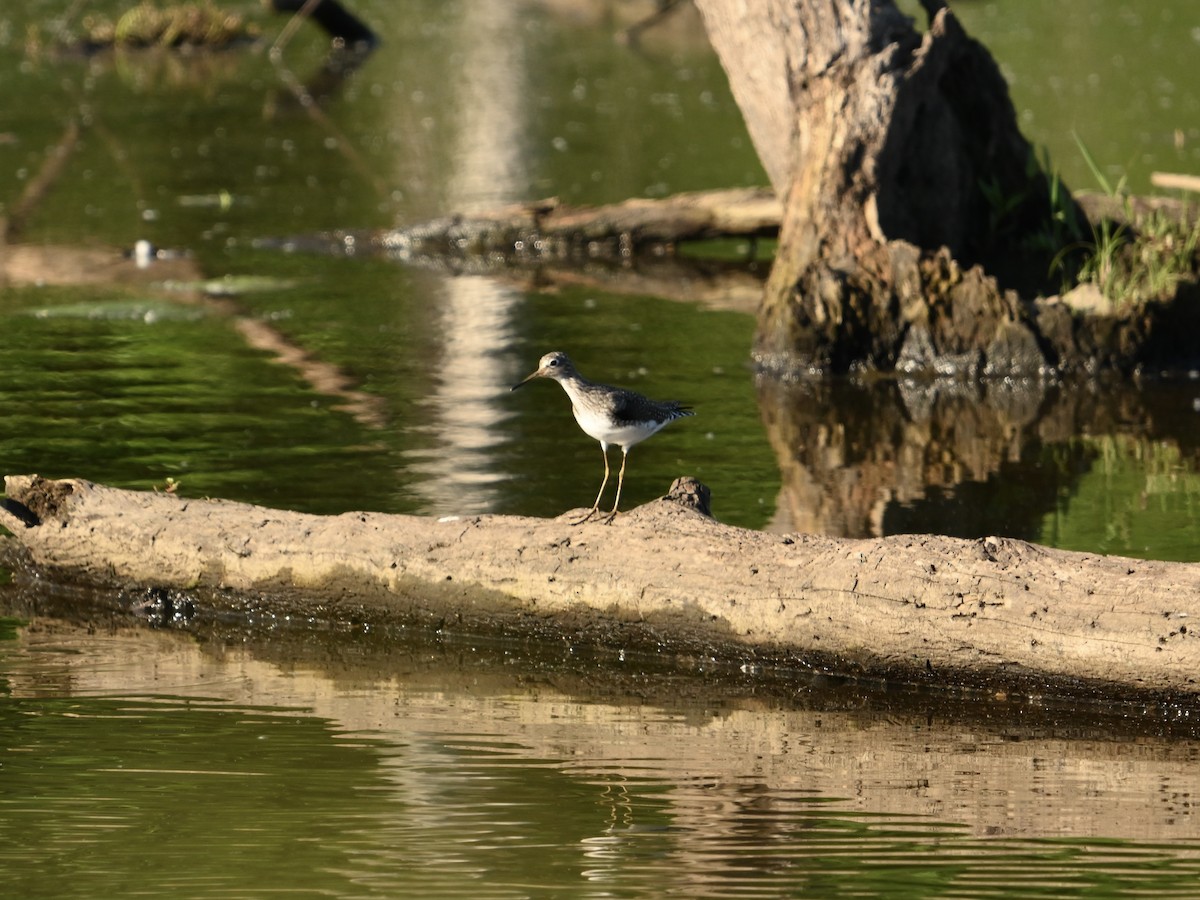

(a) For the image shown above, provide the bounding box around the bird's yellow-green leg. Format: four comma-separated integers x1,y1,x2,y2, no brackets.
571,443,610,524
600,449,630,523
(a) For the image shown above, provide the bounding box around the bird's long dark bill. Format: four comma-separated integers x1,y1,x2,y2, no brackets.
510,370,542,391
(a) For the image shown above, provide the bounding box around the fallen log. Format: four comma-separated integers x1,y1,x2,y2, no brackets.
1,474,1197,701
372,188,782,262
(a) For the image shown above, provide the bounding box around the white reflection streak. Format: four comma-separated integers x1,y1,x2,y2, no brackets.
406,6,523,514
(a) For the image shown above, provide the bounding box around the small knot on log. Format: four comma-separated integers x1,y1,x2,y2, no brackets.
664,476,712,517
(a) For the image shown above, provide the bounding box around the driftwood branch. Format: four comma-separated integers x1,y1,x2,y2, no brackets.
270,188,779,312
2,474,1197,700
1151,171,1200,195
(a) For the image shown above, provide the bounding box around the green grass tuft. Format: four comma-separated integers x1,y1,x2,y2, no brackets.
1051,134,1199,307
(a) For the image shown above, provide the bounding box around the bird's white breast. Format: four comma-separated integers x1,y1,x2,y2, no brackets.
571,403,664,449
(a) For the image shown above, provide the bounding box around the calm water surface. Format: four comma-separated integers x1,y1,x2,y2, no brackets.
2,1,1200,895
1,607,1199,898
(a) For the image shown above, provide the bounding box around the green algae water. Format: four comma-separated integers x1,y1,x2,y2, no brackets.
2,2,1200,895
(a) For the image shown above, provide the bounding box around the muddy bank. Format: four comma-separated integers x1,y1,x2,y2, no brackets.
2,474,1198,702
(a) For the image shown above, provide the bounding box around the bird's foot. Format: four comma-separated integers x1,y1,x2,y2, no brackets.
567,507,601,526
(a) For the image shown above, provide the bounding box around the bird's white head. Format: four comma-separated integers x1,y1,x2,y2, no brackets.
512,351,577,390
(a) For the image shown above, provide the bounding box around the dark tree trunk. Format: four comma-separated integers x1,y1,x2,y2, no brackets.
695,0,1081,375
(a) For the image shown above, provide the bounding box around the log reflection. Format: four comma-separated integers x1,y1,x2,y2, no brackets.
757,375,1197,541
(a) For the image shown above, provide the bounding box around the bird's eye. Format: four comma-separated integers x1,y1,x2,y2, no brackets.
548,358,559,367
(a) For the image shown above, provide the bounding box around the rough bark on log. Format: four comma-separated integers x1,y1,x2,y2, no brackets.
2,475,1197,700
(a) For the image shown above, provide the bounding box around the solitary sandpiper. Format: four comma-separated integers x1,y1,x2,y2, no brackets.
512,351,694,521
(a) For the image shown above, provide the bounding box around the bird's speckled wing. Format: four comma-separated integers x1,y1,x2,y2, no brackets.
609,386,691,425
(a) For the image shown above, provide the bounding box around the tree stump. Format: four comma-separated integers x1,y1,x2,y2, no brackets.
695,0,1084,375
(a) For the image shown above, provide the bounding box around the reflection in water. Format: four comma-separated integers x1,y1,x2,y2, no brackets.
759,377,1046,537
758,376,1200,559
0,608,1198,898
401,5,525,513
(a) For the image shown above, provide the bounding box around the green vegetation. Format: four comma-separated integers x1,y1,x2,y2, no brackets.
982,147,1084,257
1075,205,1200,305
1051,135,1200,306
